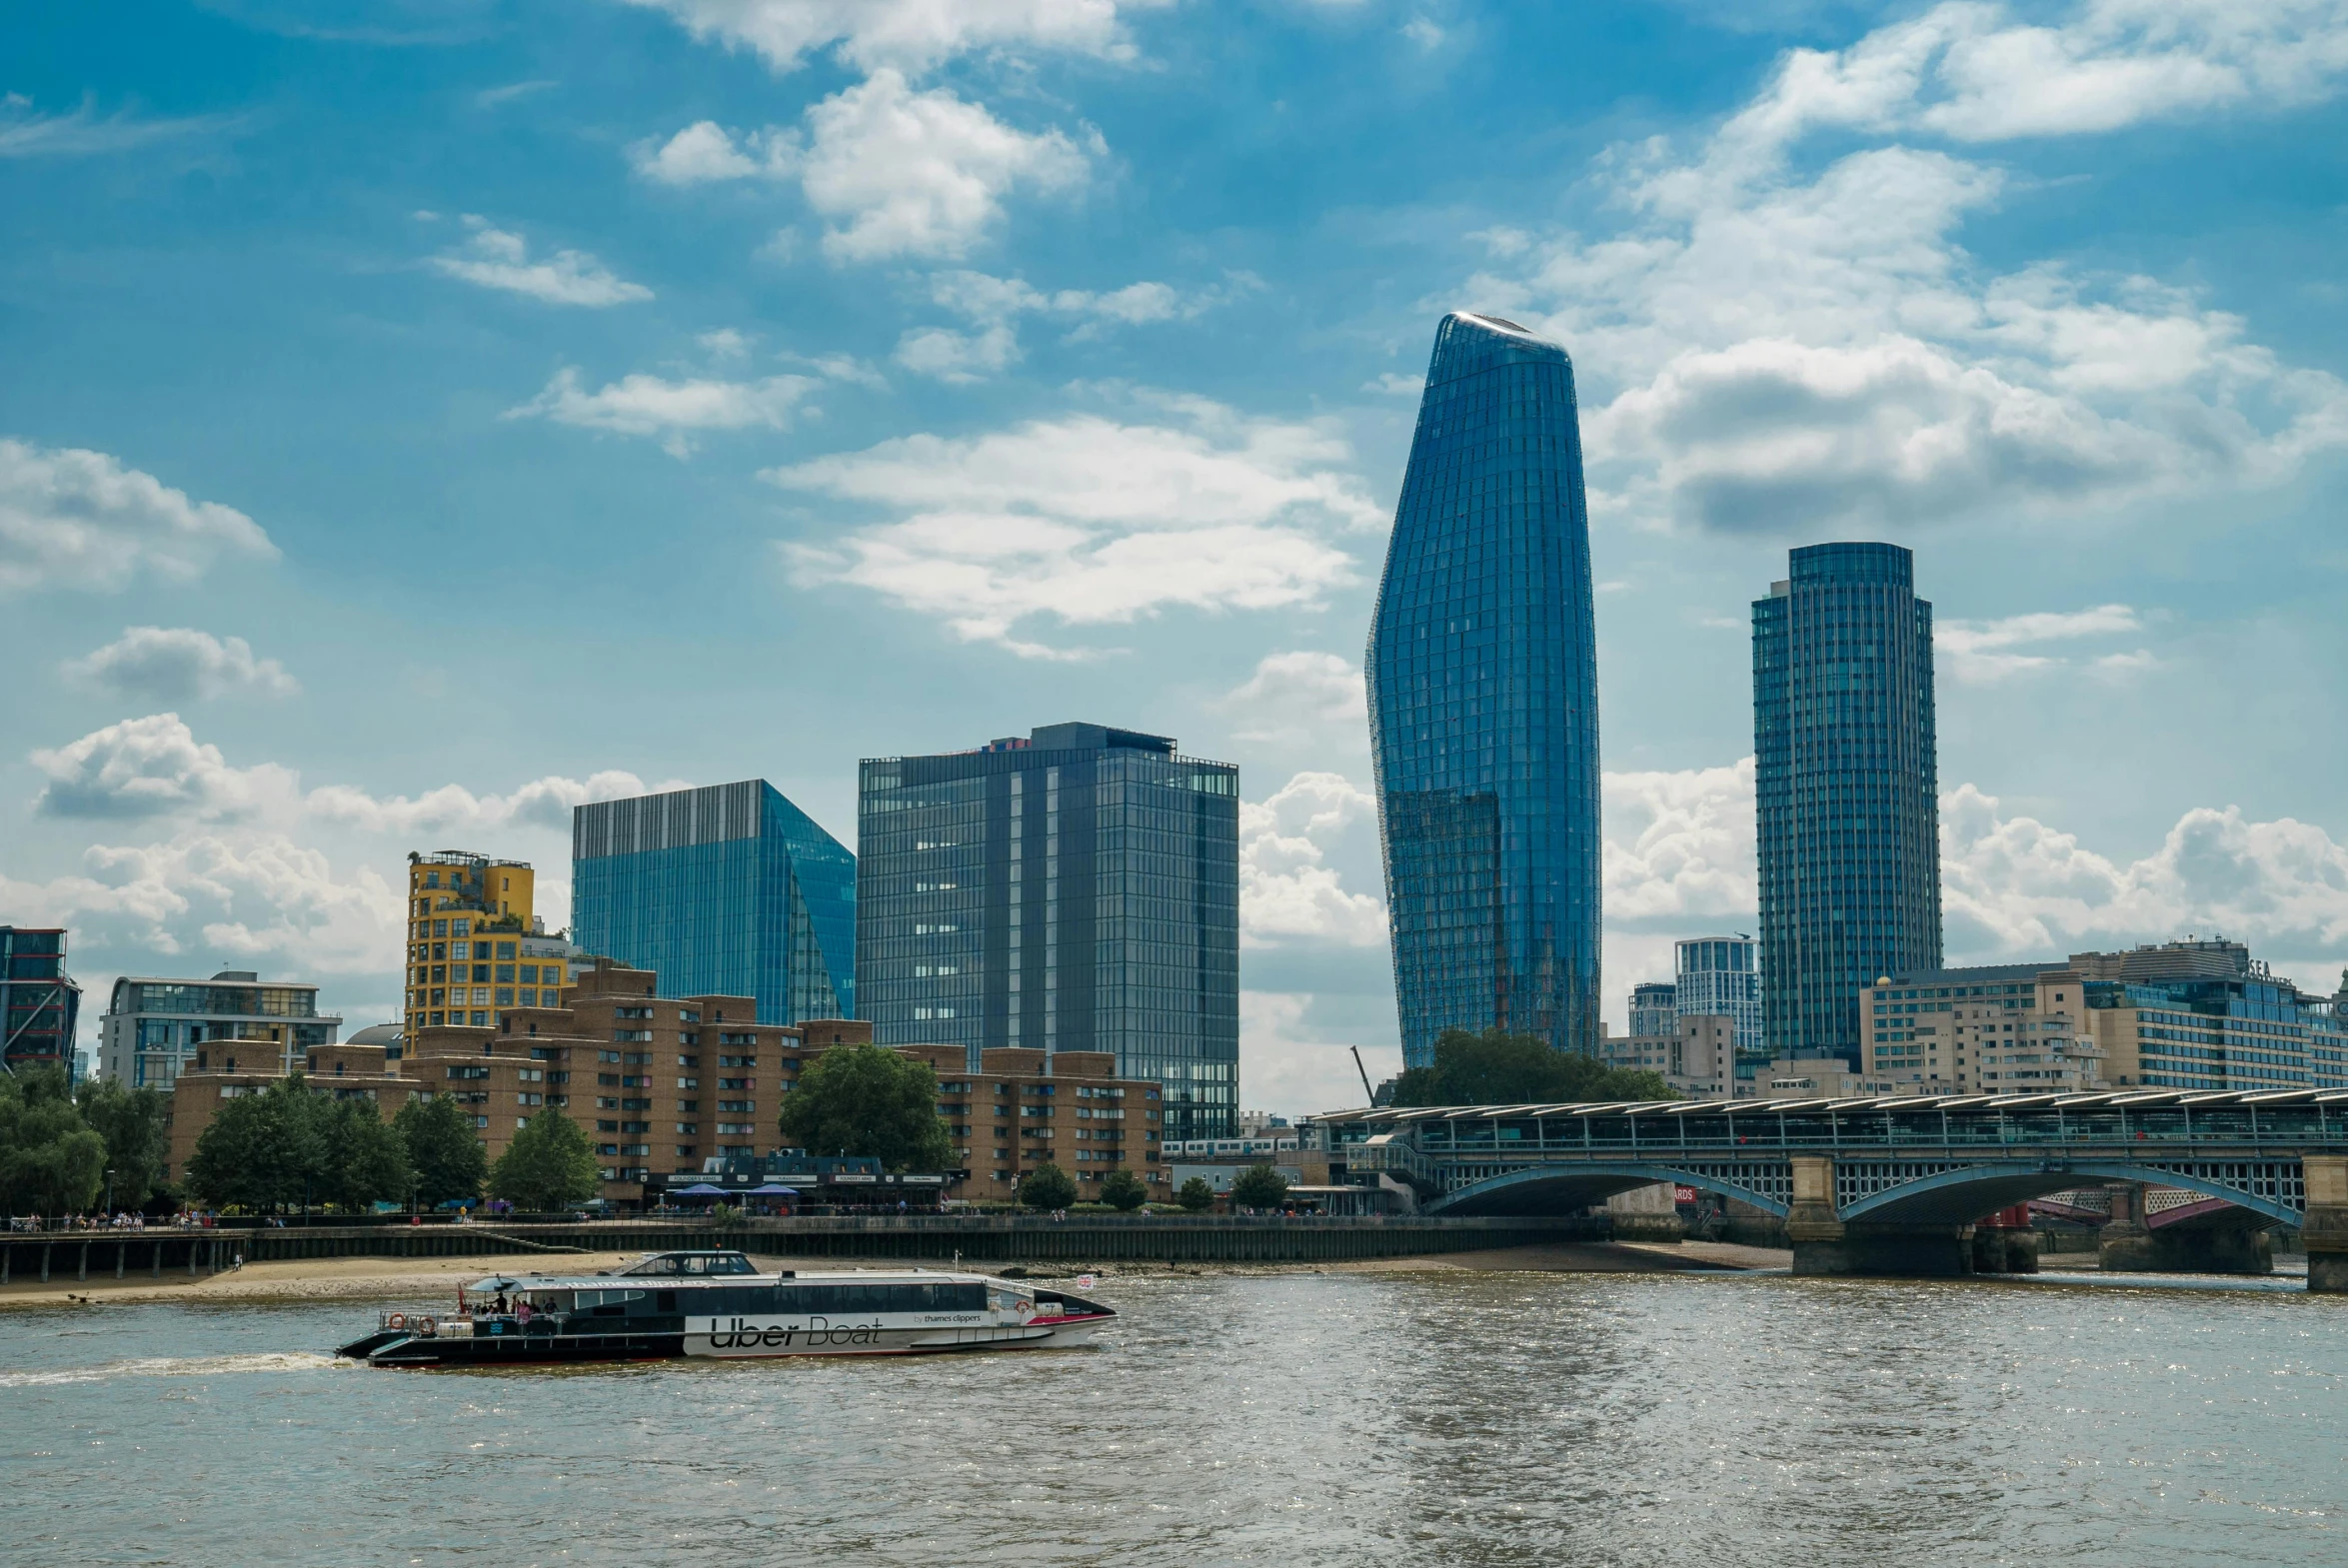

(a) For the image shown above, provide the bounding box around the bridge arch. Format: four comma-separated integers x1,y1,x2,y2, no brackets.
1425,1161,1790,1218
1838,1160,2303,1228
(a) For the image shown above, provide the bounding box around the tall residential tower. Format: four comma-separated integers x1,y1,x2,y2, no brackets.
1367,312,1602,1066
857,723,1240,1141
1753,543,1942,1065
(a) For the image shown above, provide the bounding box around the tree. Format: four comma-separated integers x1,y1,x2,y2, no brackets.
0,1066,108,1215
489,1107,599,1212
1230,1162,1288,1209
1099,1167,1148,1211
1388,1028,1674,1107
394,1093,488,1208
74,1076,171,1210
321,1098,411,1211
186,1075,328,1211
1175,1176,1214,1212
1017,1162,1076,1210
778,1041,954,1172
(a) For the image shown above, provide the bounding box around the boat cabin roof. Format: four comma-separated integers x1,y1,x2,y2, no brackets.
463,1252,1037,1294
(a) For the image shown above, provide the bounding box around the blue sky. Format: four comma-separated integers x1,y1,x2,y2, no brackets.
7,0,2348,1112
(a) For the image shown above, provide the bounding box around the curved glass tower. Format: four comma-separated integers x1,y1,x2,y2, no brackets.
1367,312,1602,1067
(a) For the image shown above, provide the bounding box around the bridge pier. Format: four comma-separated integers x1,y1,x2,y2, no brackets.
1785,1156,1976,1277
2305,1156,2348,1294
1971,1207,2039,1274
2099,1183,2272,1276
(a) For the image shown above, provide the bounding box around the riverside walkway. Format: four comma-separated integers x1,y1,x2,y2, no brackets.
1322,1089,2348,1287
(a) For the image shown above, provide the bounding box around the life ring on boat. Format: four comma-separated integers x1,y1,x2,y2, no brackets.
386,1313,407,1330
418,1316,437,1336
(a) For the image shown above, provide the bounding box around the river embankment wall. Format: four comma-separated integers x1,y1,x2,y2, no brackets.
1,1213,1619,1280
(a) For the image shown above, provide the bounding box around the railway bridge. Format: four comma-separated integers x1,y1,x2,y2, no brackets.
1322,1090,2348,1289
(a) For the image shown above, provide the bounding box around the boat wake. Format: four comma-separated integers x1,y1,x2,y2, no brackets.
0,1351,339,1387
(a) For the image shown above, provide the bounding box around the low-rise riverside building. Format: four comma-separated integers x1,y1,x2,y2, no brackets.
895,1044,1169,1202
100,969,341,1087
2068,939,2348,1090
1862,962,2102,1094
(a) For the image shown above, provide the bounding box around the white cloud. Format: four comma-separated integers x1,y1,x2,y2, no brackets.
1937,602,2148,682
63,627,299,703
1224,652,1365,743
1468,1,2348,535
0,438,277,594
892,271,1231,379
1942,782,2348,970
894,323,1022,382
1240,990,1403,1116
769,396,1379,654
617,0,1158,75
1363,372,1424,397
632,119,796,184
32,714,301,821
698,327,754,359
27,712,676,835
801,71,1095,262
429,219,653,307
0,832,407,982
1400,17,1444,52
0,95,230,158
1239,772,1386,948
1603,756,1759,922
507,366,819,456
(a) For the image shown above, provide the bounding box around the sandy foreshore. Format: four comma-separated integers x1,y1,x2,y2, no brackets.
0,1238,1784,1311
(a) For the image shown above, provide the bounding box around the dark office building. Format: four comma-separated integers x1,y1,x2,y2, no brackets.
1367,311,1603,1067
572,781,857,1025
858,723,1239,1140
1754,542,1943,1065
1,926,82,1077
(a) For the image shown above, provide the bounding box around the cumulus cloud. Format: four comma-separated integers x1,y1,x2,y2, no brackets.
63,627,299,703
1240,772,1386,948
894,270,1231,380
1467,0,2348,535
1604,756,1759,923
429,219,653,307
617,0,1158,75
507,366,819,456
0,832,408,981
1240,989,1403,1116
1224,652,1365,744
1937,602,2150,682
0,438,278,594
1942,782,2348,970
770,394,1377,655
27,712,677,834
632,119,796,184
800,71,1095,262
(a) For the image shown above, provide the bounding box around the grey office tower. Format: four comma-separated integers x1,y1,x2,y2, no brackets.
857,723,1239,1141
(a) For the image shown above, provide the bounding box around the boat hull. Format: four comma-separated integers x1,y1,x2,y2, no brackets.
340,1316,1108,1367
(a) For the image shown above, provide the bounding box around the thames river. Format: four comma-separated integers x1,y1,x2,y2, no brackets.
4,1267,2341,1566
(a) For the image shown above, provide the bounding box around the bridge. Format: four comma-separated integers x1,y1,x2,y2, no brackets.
1321,1089,2348,1289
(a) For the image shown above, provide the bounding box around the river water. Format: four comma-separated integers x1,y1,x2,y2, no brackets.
3,1267,2341,1566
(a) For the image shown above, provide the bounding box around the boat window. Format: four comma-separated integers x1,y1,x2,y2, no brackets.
779,1282,985,1315
573,1289,646,1310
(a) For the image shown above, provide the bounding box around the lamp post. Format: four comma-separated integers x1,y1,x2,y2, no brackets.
104,1167,116,1217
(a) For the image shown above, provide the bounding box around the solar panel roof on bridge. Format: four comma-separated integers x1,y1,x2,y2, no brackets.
1322,1089,2348,1122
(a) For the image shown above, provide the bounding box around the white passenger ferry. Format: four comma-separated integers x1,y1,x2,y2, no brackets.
335,1250,1114,1368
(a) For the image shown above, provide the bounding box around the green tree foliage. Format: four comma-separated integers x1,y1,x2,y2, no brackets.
488,1107,599,1212
1098,1167,1148,1211
1388,1028,1675,1107
778,1041,954,1172
1175,1176,1214,1211
1017,1161,1077,1210
0,1066,108,1215
185,1073,410,1212
74,1076,172,1210
1230,1162,1289,1209
393,1093,488,1208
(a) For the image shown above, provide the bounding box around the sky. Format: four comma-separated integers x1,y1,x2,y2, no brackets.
6,0,2348,1116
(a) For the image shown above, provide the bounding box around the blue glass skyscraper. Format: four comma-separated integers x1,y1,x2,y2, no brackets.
572,781,856,1024
1753,543,1942,1066
1367,312,1602,1067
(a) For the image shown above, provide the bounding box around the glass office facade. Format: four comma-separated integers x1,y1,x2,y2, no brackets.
1,927,81,1077
1367,312,1602,1067
99,971,338,1084
1675,934,1762,1058
859,723,1239,1140
573,781,856,1025
1753,543,1942,1066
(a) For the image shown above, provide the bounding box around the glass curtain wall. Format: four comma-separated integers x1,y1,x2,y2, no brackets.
1366,312,1603,1067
